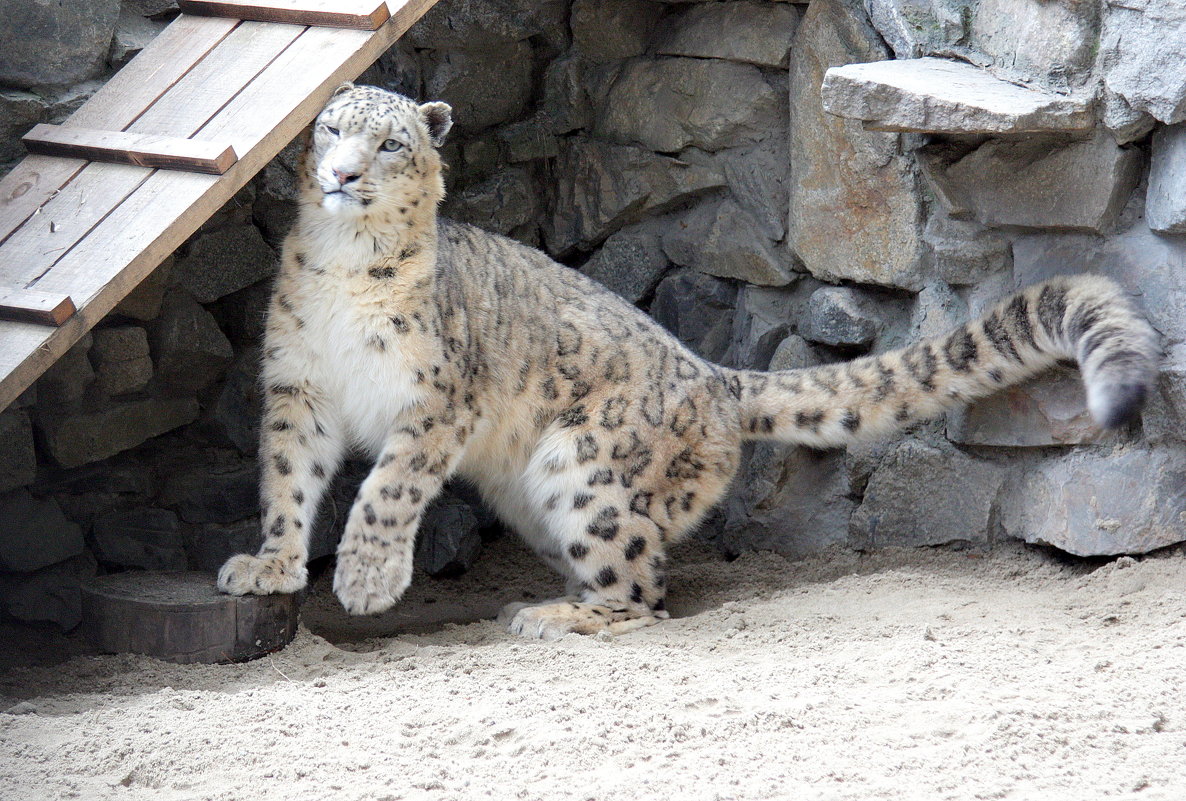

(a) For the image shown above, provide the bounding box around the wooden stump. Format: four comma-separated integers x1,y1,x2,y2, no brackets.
82,571,299,664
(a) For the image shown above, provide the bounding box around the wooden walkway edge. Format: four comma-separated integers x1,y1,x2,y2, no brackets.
0,0,438,412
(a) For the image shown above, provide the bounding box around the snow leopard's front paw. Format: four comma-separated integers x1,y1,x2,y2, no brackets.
332,546,412,616
497,598,666,640
217,553,308,596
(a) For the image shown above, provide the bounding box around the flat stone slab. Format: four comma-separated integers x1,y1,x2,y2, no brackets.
822,57,1093,134
82,571,298,664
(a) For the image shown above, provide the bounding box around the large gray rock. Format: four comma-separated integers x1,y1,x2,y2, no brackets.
496,116,560,163
544,137,724,254
1000,446,1186,556
114,256,172,321
0,551,95,631
968,0,1100,92
443,166,537,236
789,0,926,291
650,269,737,364
595,58,782,153
947,368,1097,447
1101,0,1186,125
822,58,1093,134
768,334,819,371
662,198,793,287
581,224,669,304
722,446,854,558
923,211,1011,286
713,138,791,243
0,0,120,88
92,507,186,570
415,498,483,578
404,0,567,50
0,410,36,493
805,285,883,347
1147,123,1186,234
188,518,260,572
909,281,966,341
90,326,152,397
654,1,799,68
0,489,84,572
727,283,812,370
149,291,234,395
927,133,1142,232
541,55,592,136
571,0,661,63
422,44,534,132
109,7,166,68
37,397,199,468
863,0,972,60
174,225,277,304
0,90,47,165
850,438,1006,548
208,349,262,455
161,460,259,525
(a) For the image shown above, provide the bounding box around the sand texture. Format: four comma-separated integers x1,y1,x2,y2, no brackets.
2,536,1185,801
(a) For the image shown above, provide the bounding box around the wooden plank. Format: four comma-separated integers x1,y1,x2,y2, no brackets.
178,0,390,30
0,288,75,326
0,15,238,247
0,21,303,291
0,0,442,411
23,124,238,175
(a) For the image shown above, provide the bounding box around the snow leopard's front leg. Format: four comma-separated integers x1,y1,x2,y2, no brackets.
218,380,345,597
333,418,469,615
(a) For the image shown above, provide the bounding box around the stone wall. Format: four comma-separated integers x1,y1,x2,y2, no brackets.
1,0,1182,630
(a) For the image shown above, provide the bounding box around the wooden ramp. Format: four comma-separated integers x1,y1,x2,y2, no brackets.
0,0,438,412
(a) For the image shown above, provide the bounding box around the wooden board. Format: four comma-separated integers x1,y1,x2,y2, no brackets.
82,571,299,664
0,288,75,326
0,0,440,412
178,0,391,29
22,124,238,175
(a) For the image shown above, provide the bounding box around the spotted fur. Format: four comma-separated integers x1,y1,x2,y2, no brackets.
218,86,1160,639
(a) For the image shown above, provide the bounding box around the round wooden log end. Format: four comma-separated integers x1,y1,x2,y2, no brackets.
81,571,299,664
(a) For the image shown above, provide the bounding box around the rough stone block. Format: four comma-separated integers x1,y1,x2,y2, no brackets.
187,518,260,572
0,0,120,88
662,199,793,287
444,167,536,236
114,257,172,321
930,133,1142,232
909,281,966,341
90,326,152,396
174,225,277,304
571,0,661,63
545,137,724,254
822,58,1093,134
655,1,799,68
969,0,1099,92
37,333,94,406
149,291,234,394
805,285,883,346
0,410,36,493
863,0,971,60
0,90,47,165
496,116,560,163
0,551,96,631
650,269,737,364
37,397,199,468
722,445,854,558
595,58,782,153
161,460,259,525
422,43,533,132
789,0,926,290
404,0,567,50
924,211,1011,286
208,349,262,455
850,438,1005,549
581,225,669,304
1102,0,1186,125
92,507,186,570
416,498,483,578
1147,123,1186,234
768,334,819,371
0,489,84,573
541,55,592,136
728,283,811,370
109,7,166,68
1000,446,1186,556
947,368,1097,447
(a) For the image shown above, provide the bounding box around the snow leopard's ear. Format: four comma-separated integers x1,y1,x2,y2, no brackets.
419,102,453,148
332,82,355,97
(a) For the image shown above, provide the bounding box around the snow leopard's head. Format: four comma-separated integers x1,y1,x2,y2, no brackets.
304,84,452,216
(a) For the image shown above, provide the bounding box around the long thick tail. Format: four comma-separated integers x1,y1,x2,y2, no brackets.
733,275,1160,448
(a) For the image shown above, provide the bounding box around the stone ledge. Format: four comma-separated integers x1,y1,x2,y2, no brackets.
821,57,1093,134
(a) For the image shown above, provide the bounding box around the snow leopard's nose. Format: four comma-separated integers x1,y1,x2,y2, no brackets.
332,167,360,186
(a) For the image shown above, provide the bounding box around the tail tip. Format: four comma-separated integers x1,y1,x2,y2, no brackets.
1088,382,1148,429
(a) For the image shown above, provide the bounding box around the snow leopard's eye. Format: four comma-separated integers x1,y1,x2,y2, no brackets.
380,139,402,152
325,125,340,136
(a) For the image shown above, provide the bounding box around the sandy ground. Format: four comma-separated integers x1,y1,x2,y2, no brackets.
1,535,1185,801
